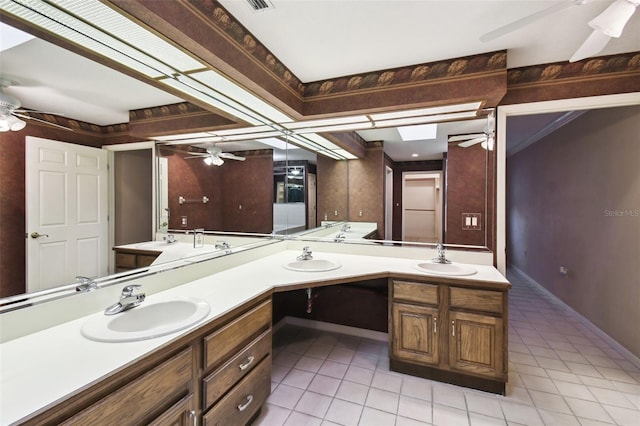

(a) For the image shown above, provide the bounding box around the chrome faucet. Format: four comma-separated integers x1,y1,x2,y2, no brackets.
75,276,97,292
163,233,176,244
105,285,146,315
334,233,346,242
340,223,351,232
432,243,452,264
297,246,313,261
215,240,231,252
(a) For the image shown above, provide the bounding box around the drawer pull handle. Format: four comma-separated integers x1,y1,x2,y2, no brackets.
189,409,196,426
452,320,455,337
237,395,254,412
239,355,255,371
433,317,437,334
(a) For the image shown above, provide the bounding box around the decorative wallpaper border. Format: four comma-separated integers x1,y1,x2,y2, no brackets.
507,52,640,86
129,101,208,122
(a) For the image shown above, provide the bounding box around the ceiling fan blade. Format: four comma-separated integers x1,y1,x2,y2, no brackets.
13,109,65,115
458,137,486,148
183,154,209,159
480,0,580,42
448,133,485,143
218,153,246,161
12,112,73,131
570,29,612,62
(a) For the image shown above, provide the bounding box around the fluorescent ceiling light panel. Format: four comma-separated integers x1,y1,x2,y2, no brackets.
369,101,482,121
301,134,342,150
161,76,263,125
2,0,175,78
397,123,437,141
190,70,292,123
213,124,283,136
375,110,478,128
162,136,225,145
332,149,358,160
293,121,373,134
282,115,370,130
153,132,212,141
257,137,289,150
55,0,203,71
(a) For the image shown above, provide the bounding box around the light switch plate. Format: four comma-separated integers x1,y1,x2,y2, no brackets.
462,213,481,230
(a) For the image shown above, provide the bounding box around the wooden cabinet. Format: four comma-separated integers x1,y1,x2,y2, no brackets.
202,299,272,425
113,247,161,272
390,279,508,394
392,302,439,366
22,296,272,426
62,348,194,425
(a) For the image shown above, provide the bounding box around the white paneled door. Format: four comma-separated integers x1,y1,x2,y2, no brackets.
402,172,442,243
26,137,108,293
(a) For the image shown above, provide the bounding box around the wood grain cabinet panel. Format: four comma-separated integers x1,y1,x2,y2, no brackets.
62,348,193,425
203,329,271,410
390,278,508,394
203,356,271,426
391,302,439,365
113,247,160,272
148,394,196,426
204,299,272,371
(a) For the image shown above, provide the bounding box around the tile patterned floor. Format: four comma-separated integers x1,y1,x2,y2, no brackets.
253,270,640,425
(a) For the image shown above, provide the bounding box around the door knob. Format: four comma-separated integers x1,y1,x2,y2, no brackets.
30,232,49,239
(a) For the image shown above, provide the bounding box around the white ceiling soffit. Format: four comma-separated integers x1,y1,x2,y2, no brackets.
218,0,640,83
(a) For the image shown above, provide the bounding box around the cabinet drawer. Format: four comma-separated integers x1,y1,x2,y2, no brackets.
450,287,503,314
115,252,137,268
204,299,271,370
393,281,439,305
203,356,271,426
203,329,271,410
63,348,193,425
138,254,158,267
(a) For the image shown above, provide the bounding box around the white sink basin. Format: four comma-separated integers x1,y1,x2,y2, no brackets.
284,259,341,272
81,298,210,342
414,262,477,276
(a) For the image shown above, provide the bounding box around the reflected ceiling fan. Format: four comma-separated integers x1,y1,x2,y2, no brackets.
448,111,495,150
0,79,71,132
480,0,640,62
184,146,246,166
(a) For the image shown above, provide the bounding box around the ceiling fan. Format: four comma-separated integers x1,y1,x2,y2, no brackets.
448,111,496,150
0,79,70,132
184,146,246,166
480,0,639,62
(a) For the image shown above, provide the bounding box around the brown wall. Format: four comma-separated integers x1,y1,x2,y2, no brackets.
507,105,640,357
446,144,494,248
348,146,385,237
0,126,104,298
316,155,348,222
166,151,273,233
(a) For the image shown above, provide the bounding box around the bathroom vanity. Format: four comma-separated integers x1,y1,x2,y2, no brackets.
0,243,509,425
389,276,508,394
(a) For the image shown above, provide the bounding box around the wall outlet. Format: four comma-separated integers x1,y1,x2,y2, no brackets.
181,216,188,226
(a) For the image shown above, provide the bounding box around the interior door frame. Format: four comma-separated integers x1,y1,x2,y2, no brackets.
103,141,156,273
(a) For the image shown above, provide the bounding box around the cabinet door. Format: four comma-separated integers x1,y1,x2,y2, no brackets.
148,394,196,426
449,311,504,379
391,302,439,365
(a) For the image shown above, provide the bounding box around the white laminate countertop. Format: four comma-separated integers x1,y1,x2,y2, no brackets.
0,249,508,425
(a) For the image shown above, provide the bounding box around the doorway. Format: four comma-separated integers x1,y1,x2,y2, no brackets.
402,172,443,243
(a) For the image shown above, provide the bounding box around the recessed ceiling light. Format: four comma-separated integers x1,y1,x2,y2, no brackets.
411,153,419,157
398,123,438,141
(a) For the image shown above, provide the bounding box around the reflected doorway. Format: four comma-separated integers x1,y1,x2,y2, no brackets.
402,172,443,243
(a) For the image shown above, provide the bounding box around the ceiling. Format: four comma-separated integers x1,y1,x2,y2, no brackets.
1,0,639,161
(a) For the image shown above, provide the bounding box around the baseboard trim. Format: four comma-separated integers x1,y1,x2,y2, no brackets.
273,316,389,342
509,265,640,370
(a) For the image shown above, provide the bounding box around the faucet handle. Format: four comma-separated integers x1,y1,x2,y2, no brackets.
122,284,142,297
